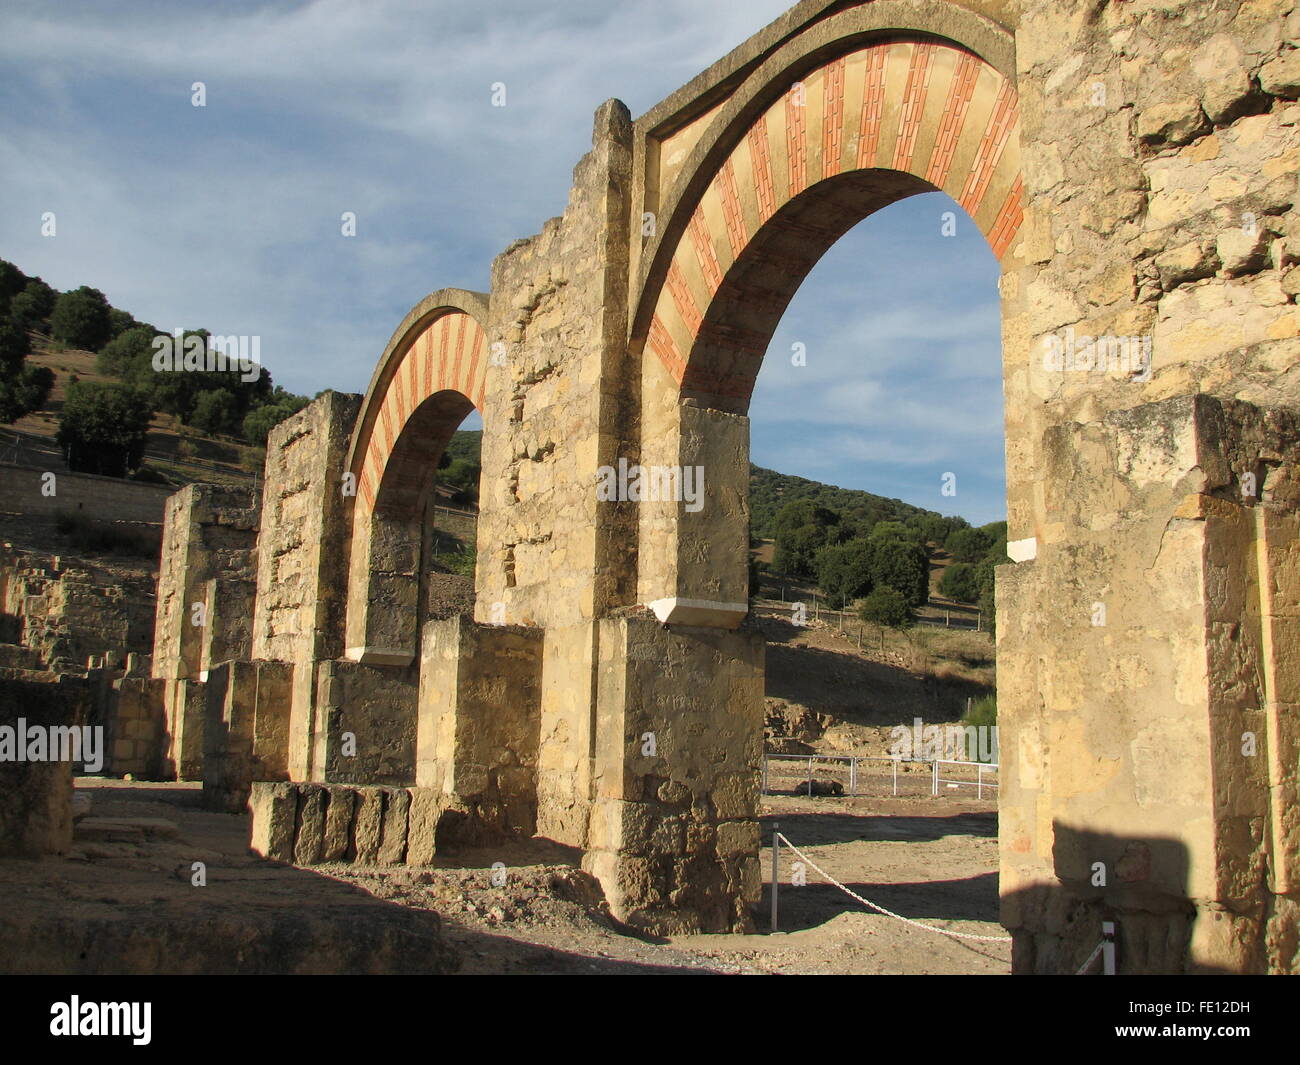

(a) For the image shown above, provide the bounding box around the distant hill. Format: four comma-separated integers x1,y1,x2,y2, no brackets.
748,465,959,540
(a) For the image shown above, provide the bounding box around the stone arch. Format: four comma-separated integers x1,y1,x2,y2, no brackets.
631,19,1022,626
344,289,490,665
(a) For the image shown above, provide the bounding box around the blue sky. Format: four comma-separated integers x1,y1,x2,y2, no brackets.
0,0,1005,526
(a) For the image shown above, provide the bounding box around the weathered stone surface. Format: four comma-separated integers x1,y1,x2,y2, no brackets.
248,782,296,861
293,784,326,865
377,787,410,864
0,675,92,857
321,786,356,862
406,787,441,865
351,787,384,865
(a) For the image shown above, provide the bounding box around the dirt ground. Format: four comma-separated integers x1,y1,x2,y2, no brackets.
0,778,1006,975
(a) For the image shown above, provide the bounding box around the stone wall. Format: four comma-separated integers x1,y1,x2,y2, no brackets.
473,100,637,631
999,0,1300,973
202,659,294,812
0,674,92,856
0,461,173,524
0,549,155,670
249,780,503,866
134,0,1300,965
313,660,418,786
250,392,360,782
584,616,765,934
416,617,543,834
151,484,260,778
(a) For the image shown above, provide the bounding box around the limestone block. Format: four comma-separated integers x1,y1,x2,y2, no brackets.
1260,51,1300,99
406,788,441,865
377,788,410,865
1137,97,1210,147
249,782,297,861
293,784,326,865
321,786,357,862
352,788,384,864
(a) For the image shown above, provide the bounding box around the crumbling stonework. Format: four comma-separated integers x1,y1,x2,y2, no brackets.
152,484,259,779
0,674,91,856
249,780,502,865
0,549,155,671
151,0,1300,965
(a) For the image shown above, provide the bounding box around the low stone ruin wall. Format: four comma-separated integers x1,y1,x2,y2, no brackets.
249,781,509,867
0,673,92,856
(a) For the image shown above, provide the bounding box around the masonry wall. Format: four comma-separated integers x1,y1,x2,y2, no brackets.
416,617,543,834
473,100,637,631
0,674,92,856
0,550,156,670
250,391,361,781
151,484,260,779
999,0,1300,973
584,616,765,934
0,462,173,524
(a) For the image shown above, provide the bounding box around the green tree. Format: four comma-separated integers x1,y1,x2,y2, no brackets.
242,390,310,445
9,278,56,330
869,536,929,606
945,525,995,562
50,286,113,351
973,539,1007,634
96,325,157,378
189,388,239,436
107,307,140,341
441,456,481,505
57,381,154,477
938,561,979,603
0,319,53,423
815,538,875,609
0,318,29,376
0,260,25,317
869,520,921,544
772,500,842,577
860,585,913,630
0,365,54,424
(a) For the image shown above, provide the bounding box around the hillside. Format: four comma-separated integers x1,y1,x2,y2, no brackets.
749,465,954,540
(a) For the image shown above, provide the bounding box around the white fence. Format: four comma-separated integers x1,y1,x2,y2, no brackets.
931,758,999,799
761,753,998,799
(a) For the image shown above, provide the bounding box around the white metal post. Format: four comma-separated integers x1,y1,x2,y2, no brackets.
770,823,780,932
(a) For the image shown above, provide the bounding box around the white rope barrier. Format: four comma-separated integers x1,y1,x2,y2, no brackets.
1075,940,1105,974
774,832,1013,943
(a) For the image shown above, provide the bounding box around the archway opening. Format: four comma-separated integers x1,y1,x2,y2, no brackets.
343,303,489,668
717,188,1007,958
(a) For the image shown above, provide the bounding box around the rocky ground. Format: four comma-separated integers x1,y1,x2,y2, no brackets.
0,778,1006,975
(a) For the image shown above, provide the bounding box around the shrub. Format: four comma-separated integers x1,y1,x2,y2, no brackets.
859,585,913,630
938,561,979,603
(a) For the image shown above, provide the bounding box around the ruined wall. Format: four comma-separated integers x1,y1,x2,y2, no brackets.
202,659,294,812
0,550,155,670
999,0,1300,972
251,392,361,782
253,391,361,666
474,100,636,631
0,461,173,524
135,0,1300,961
417,617,543,834
0,674,91,856
312,660,418,787
109,655,166,779
584,616,765,934
151,484,260,779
